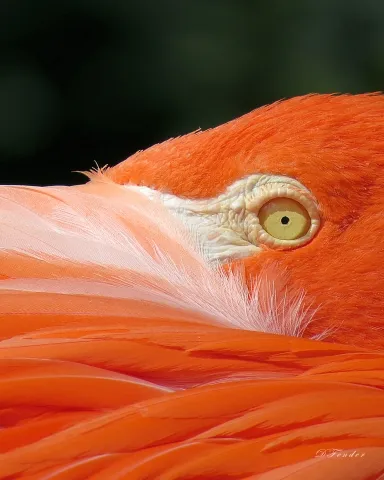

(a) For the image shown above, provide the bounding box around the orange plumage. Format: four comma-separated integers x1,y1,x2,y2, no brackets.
108,94,384,349
0,94,383,479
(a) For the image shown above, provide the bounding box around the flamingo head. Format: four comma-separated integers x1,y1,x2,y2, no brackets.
104,94,384,349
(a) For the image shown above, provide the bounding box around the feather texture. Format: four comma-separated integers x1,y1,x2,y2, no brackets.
0,177,383,479
0,180,314,338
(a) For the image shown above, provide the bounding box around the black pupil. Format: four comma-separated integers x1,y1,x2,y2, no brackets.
281,216,290,225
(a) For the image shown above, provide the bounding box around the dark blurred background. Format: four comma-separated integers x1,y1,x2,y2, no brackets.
1,0,383,186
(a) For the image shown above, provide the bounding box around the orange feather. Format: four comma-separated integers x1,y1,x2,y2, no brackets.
0,94,383,479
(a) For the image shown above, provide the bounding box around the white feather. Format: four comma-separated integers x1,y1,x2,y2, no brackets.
0,179,315,337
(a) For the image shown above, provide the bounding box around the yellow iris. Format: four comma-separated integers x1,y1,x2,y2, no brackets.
258,198,311,240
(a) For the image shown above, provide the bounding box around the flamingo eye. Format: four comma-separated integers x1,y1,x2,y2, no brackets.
128,174,321,261
258,198,311,240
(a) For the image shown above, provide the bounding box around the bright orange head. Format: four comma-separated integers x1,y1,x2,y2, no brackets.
106,94,384,349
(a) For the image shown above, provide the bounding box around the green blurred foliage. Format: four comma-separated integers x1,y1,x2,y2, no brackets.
0,0,383,185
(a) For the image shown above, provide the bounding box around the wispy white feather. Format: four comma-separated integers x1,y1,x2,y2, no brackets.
0,179,315,337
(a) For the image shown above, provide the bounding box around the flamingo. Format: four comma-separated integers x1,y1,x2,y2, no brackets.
0,94,383,479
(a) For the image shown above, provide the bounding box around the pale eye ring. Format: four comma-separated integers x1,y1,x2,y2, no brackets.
249,185,321,249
